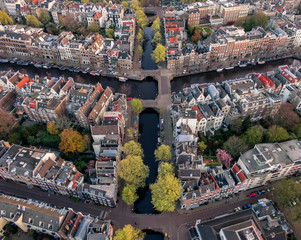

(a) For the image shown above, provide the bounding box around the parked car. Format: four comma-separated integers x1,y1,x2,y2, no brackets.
257,190,265,195
127,97,132,101
249,192,256,198
242,204,251,209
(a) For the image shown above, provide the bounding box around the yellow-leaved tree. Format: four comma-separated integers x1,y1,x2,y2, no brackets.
59,129,89,154
114,225,145,240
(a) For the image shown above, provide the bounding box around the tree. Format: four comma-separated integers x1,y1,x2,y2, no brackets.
127,128,135,140
198,141,207,153
59,129,88,154
154,144,172,162
61,13,82,34
131,98,143,114
26,14,43,27
191,29,202,43
122,140,144,157
36,9,51,25
152,31,162,45
151,17,161,32
117,155,149,188
137,45,143,57
114,225,145,240
159,162,174,178
136,10,148,28
46,22,61,35
28,131,60,148
150,174,181,212
223,136,248,159
122,1,128,8
242,115,252,132
55,117,76,131
0,109,16,138
272,103,300,131
87,22,100,33
152,43,166,63
137,28,144,42
235,11,269,32
243,125,264,147
122,184,138,205
130,0,141,10
106,28,114,38
230,118,243,135
216,149,233,168
296,124,301,139
266,125,290,143
0,10,14,25
47,122,59,135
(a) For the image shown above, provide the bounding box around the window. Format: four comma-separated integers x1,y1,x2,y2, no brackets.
28,218,33,224
1,210,6,216
39,221,44,228
10,212,14,218
48,224,53,230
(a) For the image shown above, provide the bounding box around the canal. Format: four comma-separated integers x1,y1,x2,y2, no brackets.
144,230,164,240
0,63,158,100
142,27,157,70
134,108,159,214
171,58,299,92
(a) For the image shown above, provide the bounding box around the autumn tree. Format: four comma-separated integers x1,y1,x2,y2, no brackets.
198,141,207,153
151,17,161,32
272,103,300,131
122,184,138,205
191,29,202,43
46,122,59,135
266,125,290,143
152,31,162,45
137,28,144,42
60,13,82,34
216,149,233,168
117,155,149,188
223,136,248,159
59,129,89,154
106,28,114,38
137,45,143,57
87,22,100,33
131,98,143,114
150,173,181,212
0,10,14,25
114,225,145,240
242,125,264,147
36,9,50,25
159,162,174,178
0,109,16,138
122,1,128,8
122,140,144,157
154,144,172,162
136,10,148,28
26,15,43,27
152,43,166,63
119,83,131,96
127,128,135,140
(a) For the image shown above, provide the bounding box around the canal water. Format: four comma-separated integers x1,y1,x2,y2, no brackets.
142,27,158,70
143,230,164,240
0,63,158,100
171,58,299,92
134,108,159,214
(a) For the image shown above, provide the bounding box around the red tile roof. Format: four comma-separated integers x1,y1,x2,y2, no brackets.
16,76,33,89
232,163,240,174
256,74,275,88
237,170,247,182
192,105,205,121
94,12,101,19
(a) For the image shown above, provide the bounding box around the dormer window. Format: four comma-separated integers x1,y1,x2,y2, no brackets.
28,218,33,224
39,221,44,228
48,224,53,230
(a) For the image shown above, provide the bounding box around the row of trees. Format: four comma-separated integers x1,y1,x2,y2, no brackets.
235,11,269,32
150,17,166,64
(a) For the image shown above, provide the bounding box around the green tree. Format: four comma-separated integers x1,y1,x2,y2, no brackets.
266,125,290,143
26,14,43,27
106,28,114,38
230,117,243,135
122,140,144,157
114,225,145,240
223,136,248,159
55,117,76,131
137,28,144,42
122,184,138,205
46,22,61,35
122,1,128,8
242,115,252,132
191,29,202,43
59,129,89,154
137,45,143,57
130,0,141,10
152,31,162,45
198,141,207,153
117,155,149,188
87,22,100,33
0,10,14,25
154,144,172,161
136,10,148,28
151,17,161,32
152,43,166,63
36,9,51,25
296,124,301,139
131,98,143,114
159,162,174,178
243,125,264,148
150,174,181,212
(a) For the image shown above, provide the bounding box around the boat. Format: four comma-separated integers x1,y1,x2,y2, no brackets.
34,62,42,68
1,58,9,63
17,61,23,65
216,68,223,72
257,60,265,64
238,61,247,67
89,72,96,76
43,64,50,69
22,61,29,66
225,64,234,70
119,77,128,82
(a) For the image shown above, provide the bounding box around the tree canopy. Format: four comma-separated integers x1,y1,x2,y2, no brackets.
151,17,161,32
0,10,14,25
114,225,145,240
26,15,43,28
223,136,248,159
230,118,243,135
150,173,181,212
216,149,233,168
122,1,128,8
136,10,148,28
122,140,144,157
152,43,166,63
152,31,162,45
235,12,269,32
0,109,16,139
118,155,149,188
122,184,139,205
266,125,290,143
154,144,172,162
36,9,51,25
106,28,114,38
272,103,300,131
159,162,174,178
47,122,59,135
242,125,264,148
131,98,143,114
59,129,89,154
198,141,207,153
87,22,100,33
